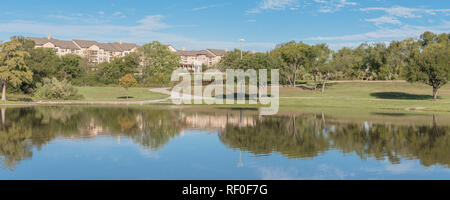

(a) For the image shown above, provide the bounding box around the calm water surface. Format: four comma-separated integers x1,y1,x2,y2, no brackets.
0,106,448,180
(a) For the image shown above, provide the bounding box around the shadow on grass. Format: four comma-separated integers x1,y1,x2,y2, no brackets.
370,92,436,100
372,113,407,117
214,93,273,100
117,96,135,100
296,82,338,91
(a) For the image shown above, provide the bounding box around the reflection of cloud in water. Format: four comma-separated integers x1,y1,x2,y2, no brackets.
254,164,356,180
138,149,160,159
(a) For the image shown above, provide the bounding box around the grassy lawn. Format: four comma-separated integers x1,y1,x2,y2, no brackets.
180,81,450,113
76,87,169,101
1,82,450,114
277,81,450,112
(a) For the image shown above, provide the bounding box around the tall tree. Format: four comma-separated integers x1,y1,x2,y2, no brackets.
0,39,33,101
25,47,60,85
406,42,449,101
272,41,313,87
310,44,331,91
139,41,180,85
58,54,85,81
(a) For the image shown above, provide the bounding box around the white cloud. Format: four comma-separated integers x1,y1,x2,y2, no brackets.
315,0,357,13
247,0,300,14
192,3,230,11
305,22,450,42
98,11,105,15
360,6,450,19
0,16,275,52
365,16,401,26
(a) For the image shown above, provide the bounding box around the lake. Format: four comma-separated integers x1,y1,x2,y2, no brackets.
0,106,448,180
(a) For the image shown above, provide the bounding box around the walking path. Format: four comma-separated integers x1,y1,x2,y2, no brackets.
1,89,172,106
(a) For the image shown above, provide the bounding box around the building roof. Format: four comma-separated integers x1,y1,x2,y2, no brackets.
28,37,80,50
207,49,227,56
72,40,99,48
73,40,138,52
176,50,215,57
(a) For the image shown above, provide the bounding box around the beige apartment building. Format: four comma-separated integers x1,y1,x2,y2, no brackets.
28,35,138,64
28,35,229,70
175,47,227,71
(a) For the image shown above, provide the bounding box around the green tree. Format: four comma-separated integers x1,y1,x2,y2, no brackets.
119,74,137,100
331,47,364,80
25,47,60,86
95,55,136,85
58,54,85,82
139,41,180,85
0,39,33,101
406,43,449,101
272,42,314,87
310,44,331,91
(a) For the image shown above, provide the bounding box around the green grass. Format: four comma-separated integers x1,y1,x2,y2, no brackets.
174,81,450,113
2,82,450,114
277,81,450,112
76,87,168,101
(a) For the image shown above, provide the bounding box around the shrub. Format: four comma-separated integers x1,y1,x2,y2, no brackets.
34,78,83,100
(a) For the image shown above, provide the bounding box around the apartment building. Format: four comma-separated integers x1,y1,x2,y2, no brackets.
28,35,228,70
175,48,227,71
28,35,139,64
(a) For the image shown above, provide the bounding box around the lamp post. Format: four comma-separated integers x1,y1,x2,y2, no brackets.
239,38,245,59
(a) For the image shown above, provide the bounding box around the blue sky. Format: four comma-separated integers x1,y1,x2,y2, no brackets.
0,0,449,51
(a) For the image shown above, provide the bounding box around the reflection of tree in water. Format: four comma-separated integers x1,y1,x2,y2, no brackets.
0,106,185,170
0,106,448,170
330,117,449,167
220,113,450,167
219,114,330,158
0,124,33,170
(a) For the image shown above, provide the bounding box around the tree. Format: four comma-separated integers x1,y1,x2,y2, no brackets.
25,47,60,86
406,43,449,101
331,47,364,80
119,74,137,100
0,39,33,101
272,41,313,87
404,32,449,101
95,55,136,85
310,44,331,91
58,54,85,82
139,41,180,85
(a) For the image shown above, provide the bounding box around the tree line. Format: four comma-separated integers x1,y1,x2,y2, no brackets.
0,31,448,101
218,31,449,100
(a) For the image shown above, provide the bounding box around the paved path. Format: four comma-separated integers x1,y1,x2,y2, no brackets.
1,89,172,106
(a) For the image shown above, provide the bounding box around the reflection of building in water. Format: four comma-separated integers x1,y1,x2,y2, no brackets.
182,113,256,131
87,118,104,136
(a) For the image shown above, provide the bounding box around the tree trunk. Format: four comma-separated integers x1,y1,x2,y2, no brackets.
1,108,5,125
126,88,129,100
433,87,438,101
1,81,6,101
321,76,328,94
313,74,317,91
292,73,296,87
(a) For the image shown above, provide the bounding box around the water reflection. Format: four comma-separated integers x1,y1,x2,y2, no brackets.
0,106,448,172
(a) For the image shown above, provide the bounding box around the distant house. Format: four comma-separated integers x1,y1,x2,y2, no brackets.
28,35,139,64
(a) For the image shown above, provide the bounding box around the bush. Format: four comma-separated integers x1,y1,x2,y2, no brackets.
34,78,83,100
